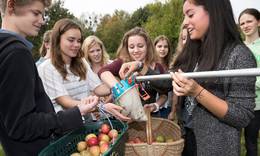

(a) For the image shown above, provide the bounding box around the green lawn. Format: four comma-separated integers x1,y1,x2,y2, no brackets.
0,133,259,156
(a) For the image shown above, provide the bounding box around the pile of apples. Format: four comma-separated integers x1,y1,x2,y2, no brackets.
71,123,119,156
127,135,174,144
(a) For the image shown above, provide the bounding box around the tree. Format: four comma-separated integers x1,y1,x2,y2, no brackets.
95,10,130,58
144,0,183,54
126,6,151,29
30,0,86,60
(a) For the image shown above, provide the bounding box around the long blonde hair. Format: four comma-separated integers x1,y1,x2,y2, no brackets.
39,30,52,57
82,35,110,65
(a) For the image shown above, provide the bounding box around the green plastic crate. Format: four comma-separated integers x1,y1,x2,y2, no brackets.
39,119,128,156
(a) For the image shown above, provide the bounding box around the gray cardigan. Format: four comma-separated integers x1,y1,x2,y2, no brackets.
192,43,256,156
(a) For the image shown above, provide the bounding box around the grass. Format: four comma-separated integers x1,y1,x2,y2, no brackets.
0,145,4,156
240,131,260,156
0,133,259,156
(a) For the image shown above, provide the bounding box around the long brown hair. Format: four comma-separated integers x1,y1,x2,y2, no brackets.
116,27,157,65
51,18,86,80
153,35,172,69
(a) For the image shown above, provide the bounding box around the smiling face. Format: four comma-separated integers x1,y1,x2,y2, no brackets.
88,43,103,64
10,1,45,37
128,35,147,62
239,13,260,37
60,28,82,64
182,1,209,40
155,39,169,59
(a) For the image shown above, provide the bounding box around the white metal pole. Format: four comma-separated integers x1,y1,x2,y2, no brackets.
135,68,260,82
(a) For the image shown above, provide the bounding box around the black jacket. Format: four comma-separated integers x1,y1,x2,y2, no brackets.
0,33,83,156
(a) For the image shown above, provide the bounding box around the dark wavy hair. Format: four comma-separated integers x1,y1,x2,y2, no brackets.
171,0,242,72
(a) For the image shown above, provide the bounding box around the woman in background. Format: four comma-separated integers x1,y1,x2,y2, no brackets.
239,8,260,156
82,35,113,103
154,35,173,118
36,30,52,66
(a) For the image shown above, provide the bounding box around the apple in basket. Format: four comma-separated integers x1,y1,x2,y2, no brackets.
100,142,109,154
85,133,97,142
100,123,111,134
80,150,92,156
77,141,87,152
89,146,100,156
156,135,165,143
108,129,118,139
133,137,143,143
98,133,110,142
70,153,81,156
87,137,99,146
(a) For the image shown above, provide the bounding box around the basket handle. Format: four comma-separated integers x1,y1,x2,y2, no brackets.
145,109,152,145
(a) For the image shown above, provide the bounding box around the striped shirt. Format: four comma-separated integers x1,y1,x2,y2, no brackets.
38,59,101,112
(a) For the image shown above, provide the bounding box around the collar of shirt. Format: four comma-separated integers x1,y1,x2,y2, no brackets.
0,29,33,50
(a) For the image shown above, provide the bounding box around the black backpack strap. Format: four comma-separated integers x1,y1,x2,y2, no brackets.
0,36,20,52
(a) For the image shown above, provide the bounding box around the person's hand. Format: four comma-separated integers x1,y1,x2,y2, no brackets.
170,69,202,97
143,103,157,112
119,61,141,79
168,111,175,120
103,103,131,121
78,95,99,115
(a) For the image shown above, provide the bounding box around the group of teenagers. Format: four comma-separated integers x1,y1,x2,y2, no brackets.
0,0,259,156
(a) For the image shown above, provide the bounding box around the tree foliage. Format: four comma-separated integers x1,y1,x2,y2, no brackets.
1,0,184,61
30,0,75,59
30,0,93,60
144,0,183,52
95,10,130,58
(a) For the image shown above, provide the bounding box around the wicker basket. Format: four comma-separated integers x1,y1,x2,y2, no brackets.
125,111,184,156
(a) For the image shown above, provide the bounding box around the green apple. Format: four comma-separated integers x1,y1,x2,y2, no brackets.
156,135,165,143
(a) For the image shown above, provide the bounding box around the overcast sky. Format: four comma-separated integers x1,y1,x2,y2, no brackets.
63,0,260,22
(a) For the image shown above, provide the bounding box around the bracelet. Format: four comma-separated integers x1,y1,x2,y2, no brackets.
136,61,144,72
81,116,86,124
195,88,205,99
153,103,160,112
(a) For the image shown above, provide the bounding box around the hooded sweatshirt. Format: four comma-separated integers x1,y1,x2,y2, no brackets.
0,31,83,156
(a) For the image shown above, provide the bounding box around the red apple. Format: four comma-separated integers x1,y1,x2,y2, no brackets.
100,123,111,134
85,133,97,142
108,129,118,139
98,133,110,142
77,141,87,152
134,137,142,143
127,140,135,144
89,146,100,156
100,142,109,154
87,137,99,146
